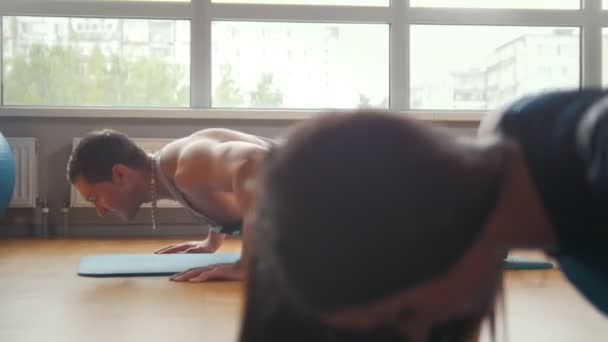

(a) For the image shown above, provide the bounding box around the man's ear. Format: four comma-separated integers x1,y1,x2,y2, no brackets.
111,164,129,184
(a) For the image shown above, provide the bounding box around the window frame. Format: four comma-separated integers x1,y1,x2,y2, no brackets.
0,0,605,121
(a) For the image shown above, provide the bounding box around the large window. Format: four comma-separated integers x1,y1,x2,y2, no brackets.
0,0,605,117
211,22,388,109
411,26,580,110
410,0,580,9
212,0,388,6
2,16,190,107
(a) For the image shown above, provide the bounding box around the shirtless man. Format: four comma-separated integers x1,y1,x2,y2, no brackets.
67,128,271,282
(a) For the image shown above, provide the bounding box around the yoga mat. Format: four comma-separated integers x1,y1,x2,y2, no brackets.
78,253,240,277
504,256,553,270
78,253,552,277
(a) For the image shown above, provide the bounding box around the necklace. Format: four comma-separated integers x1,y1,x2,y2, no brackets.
150,154,158,231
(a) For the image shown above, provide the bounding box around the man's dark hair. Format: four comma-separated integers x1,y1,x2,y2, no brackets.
67,129,148,184
254,110,507,313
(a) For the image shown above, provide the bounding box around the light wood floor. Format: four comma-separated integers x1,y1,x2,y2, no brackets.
0,239,606,342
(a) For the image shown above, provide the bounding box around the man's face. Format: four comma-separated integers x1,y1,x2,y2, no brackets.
73,169,142,221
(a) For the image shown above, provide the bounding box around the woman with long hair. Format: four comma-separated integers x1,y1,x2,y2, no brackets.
240,88,608,341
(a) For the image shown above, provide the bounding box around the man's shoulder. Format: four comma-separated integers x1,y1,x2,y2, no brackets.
191,128,251,141
177,141,214,168
171,141,215,188
159,136,213,171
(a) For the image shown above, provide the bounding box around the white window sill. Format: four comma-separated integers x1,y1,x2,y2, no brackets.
0,107,486,123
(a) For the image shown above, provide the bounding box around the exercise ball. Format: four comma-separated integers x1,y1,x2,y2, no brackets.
0,132,15,218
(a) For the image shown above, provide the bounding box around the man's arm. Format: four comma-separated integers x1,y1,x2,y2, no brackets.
154,231,225,254
231,147,267,268
169,141,268,281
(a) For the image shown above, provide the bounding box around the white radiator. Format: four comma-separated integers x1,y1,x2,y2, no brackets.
6,137,39,208
70,137,181,208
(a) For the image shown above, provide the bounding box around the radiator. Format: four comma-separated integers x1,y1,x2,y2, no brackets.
6,137,39,208
70,137,182,208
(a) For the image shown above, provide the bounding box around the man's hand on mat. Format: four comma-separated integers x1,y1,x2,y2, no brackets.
170,262,244,282
154,240,218,254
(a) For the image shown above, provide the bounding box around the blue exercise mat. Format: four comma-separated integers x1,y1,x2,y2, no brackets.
504,256,553,270
78,253,241,277
78,253,552,278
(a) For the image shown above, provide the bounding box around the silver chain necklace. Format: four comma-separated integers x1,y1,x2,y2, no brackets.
150,154,158,230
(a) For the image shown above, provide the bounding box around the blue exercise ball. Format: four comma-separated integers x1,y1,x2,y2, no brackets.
0,132,15,218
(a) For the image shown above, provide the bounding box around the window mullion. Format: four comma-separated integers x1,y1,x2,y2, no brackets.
191,0,212,108
582,0,602,87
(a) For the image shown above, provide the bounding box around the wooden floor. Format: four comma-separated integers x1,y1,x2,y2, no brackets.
0,238,244,342
0,239,606,342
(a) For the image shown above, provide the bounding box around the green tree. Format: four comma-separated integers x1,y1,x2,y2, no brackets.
175,78,190,105
4,53,37,104
123,56,186,106
5,44,51,105
4,43,188,107
249,72,283,108
102,55,129,105
85,45,107,105
47,45,87,105
214,63,244,107
22,44,49,104
5,44,92,106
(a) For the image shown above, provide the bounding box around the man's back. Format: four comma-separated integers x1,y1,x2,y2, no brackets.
157,128,272,227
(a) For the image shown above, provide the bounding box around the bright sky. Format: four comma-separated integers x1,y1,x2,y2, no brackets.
410,26,579,81
212,0,387,6
410,0,579,9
